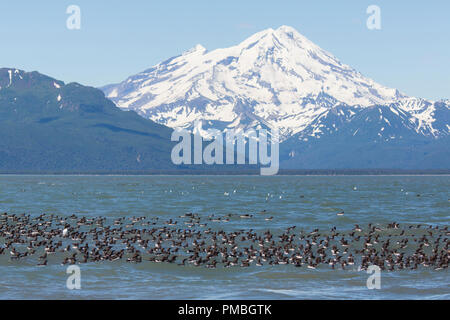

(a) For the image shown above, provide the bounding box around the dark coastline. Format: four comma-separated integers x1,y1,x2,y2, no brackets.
0,169,449,175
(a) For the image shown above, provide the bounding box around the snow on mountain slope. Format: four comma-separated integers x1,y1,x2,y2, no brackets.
391,97,449,137
102,25,446,141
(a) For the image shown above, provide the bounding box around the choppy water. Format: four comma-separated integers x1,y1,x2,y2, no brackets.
0,175,448,299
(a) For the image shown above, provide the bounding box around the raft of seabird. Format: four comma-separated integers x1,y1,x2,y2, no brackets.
0,212,448,271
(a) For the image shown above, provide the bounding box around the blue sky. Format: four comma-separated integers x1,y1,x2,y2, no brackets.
0,0,449,100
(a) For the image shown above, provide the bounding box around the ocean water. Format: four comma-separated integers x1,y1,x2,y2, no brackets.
0,175,448,300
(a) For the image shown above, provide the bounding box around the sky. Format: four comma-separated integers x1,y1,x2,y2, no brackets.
0,0,449,100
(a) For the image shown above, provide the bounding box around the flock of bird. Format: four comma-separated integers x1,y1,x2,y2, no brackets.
0,212,448,271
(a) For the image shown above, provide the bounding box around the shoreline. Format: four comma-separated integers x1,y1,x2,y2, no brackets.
0,170,449,176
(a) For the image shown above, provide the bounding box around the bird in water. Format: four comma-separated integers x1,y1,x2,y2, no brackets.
0,212,447,271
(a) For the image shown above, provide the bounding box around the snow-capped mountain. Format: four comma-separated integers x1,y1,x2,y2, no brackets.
102,25,448,144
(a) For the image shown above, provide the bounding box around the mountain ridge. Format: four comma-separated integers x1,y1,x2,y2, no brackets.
0,68,177,172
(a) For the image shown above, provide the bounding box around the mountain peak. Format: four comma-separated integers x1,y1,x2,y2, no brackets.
0,68,65,92
274,25,305,39
276,25,298,33
239,25,316,51
102,26,442,140
247,25,302,37
0,68,116,114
